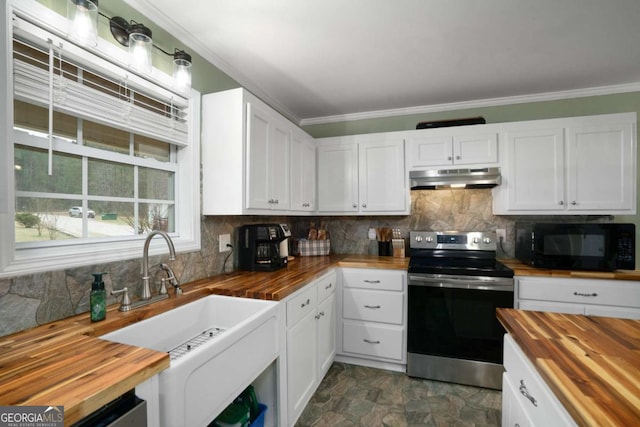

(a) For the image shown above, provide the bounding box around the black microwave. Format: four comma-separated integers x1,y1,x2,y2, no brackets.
515,223,635,271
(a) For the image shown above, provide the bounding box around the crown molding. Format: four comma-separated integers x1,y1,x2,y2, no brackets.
299,82,640,126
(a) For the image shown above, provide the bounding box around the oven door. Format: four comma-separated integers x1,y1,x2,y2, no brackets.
407,274,513,364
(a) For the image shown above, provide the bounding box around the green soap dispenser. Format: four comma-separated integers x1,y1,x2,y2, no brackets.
90,272,107,322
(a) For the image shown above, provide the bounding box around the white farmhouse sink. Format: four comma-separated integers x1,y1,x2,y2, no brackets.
102,295,281,427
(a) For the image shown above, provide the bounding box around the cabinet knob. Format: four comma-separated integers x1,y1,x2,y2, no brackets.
559,201,564,205
455,155,461,160
571,201,577,205
447,156,453,161
352,204,357,208
362,203,367,208
274,199,279,204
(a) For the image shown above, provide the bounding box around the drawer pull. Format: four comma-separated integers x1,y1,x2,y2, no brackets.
363,280,381,284
301,299,310,308
574,291,598,297
363,339,380,344
519,380,538,407
325,283,333,290
364,305,381,309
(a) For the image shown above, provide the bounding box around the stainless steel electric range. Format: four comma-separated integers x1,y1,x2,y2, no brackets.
407,230,514,390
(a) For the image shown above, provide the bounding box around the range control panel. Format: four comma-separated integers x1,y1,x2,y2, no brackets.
410,231,497,251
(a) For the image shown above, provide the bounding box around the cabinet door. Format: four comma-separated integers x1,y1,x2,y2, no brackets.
408,135,453,167
359,139,406,212
287,310,318,423
317,143,359,212
269,117,290,210
246,102,272,209
453,133,498,165
566,122,635,212
506,128,565,211
317,294,336,378
290,130,315,211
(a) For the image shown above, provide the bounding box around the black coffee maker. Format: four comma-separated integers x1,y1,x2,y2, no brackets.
237,224,287,271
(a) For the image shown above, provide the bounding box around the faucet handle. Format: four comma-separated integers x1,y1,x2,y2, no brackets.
112,287,131,312
159,278,168,295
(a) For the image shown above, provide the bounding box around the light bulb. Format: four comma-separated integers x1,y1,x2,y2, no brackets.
129,29,153,73
173,57,192,92
67,0,98,46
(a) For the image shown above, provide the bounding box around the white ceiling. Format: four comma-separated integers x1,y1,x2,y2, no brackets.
128,0,640,125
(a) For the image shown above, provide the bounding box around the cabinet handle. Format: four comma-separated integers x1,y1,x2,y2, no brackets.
363,280,381,284
363,339,380,344
364,305,381,309
571,201,577,205
352,204,357,208
274,199,279,204
519,380,538,407
319,311,325,316
315,314,321,320
574,291,598,297
301,298,310,308
325,283,333,290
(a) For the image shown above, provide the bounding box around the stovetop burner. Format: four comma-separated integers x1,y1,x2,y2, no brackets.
408,231,513,278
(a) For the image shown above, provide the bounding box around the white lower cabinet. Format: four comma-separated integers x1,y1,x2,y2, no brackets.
516,276,640,319
336,268,407,370
285,270,336,425
502,334,576,426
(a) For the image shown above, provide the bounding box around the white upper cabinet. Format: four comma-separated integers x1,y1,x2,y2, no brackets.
290,128,316,211
317,139,359,212
493,113,637,215
246,101,290,210
202,88,310,215
317,134,408,215
407,129,498,169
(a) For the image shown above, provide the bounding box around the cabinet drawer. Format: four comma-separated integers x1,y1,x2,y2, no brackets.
342,322,404,361
518,277,640,308
287,285,317,327
343,288,403,324
316,270,337,303
342,268,405,291
503,334,576,426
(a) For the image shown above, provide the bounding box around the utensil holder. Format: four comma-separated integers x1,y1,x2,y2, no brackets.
378,241,392,256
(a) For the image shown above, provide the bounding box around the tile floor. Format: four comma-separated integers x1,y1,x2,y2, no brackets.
295,363,502,427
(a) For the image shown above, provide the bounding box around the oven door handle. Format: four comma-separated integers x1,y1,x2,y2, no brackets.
408,274,513,291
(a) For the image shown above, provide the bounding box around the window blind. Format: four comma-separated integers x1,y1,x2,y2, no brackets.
12,23,189,148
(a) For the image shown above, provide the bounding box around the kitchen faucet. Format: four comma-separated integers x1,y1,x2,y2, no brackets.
142,230,177,300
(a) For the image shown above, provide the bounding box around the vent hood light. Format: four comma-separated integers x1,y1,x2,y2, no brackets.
410,167,501,190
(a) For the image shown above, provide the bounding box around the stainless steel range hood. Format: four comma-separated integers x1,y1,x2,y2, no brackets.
410,167,501,190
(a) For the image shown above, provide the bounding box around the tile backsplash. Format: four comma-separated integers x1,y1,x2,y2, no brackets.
0,189,610,336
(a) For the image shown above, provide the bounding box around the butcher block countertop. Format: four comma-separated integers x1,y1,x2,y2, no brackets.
497,308,640,426
0,254,402,425
500,259,640,281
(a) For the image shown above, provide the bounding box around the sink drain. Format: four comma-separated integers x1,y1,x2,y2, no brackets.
169,327,226,361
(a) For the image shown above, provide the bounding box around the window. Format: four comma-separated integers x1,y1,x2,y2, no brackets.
0,2,200,277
